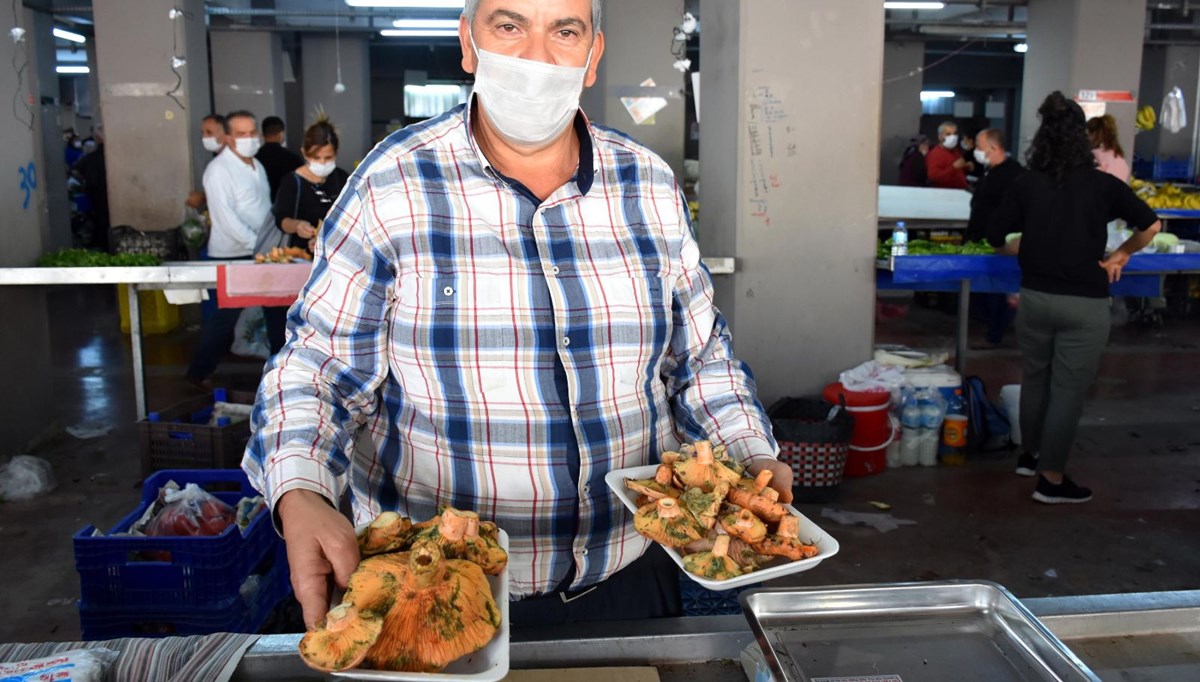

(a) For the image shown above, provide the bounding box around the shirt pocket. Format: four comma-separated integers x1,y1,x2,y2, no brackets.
591,273,672,394
389,270,525,402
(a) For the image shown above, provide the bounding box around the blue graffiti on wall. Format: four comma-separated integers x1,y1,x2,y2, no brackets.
19,161,37,210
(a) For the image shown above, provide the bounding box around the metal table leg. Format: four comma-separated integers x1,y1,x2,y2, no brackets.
956,279,970,377
128,284,147,420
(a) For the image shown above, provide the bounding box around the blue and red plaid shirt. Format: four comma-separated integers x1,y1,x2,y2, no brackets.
243,101,778,598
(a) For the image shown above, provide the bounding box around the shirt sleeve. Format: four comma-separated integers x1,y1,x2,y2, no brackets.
1107,175,1158,230
203,165,260,251
660,187,778,466
925,149,959,189
272,173,300,230
241,173,395,518
986,179,1024,248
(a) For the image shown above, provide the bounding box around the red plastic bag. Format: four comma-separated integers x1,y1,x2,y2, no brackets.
145,483,236,537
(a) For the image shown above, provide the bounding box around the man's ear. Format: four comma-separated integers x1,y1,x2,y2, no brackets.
460,15,477,74
584,31,605,88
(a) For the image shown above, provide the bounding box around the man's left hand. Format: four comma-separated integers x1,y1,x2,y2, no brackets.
747,458,794,504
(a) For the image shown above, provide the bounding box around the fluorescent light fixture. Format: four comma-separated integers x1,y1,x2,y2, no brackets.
884,1,946,9
920,90,955,101
392,18,459,29
347,1,464,8
1013,42,1029,53
380,29,460,37
56,65,90,74
53,27,86,43
405,83,464,95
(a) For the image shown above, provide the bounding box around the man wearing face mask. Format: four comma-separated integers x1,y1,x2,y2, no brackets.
256,116,305,202
186,114,228,210
186,110,273,387
244,0,790,629
926,121,970,190
967,128,1025,345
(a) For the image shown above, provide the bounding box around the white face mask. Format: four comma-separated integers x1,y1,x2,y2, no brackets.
470,30,592,148
202,136,222,153
974,149,988,166
234,136,262,159
943,134,959,149
308,160,336,178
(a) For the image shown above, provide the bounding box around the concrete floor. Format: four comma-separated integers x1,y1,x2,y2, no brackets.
0,286,1197,645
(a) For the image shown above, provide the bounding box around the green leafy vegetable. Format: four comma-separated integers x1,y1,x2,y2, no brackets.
37,249,161,267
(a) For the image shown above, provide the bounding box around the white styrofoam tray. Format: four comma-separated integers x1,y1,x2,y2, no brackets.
330,529,510,682
605,465,839,591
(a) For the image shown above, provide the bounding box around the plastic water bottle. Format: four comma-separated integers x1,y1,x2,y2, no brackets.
941,389,968,466
891,221,909,258
917,389,944,466
899,391,922,466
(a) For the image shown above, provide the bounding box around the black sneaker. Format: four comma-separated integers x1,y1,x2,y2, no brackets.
1032,476,1093,504
1015,451,1038,477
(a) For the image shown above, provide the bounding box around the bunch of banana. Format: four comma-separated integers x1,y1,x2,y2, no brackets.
1141,182,1200,210
1136,105,1157,131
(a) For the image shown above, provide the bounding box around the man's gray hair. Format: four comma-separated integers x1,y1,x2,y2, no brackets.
463,0,603,33
937,121,957,136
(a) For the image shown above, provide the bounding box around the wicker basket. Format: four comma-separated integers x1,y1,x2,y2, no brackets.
768,397,855,503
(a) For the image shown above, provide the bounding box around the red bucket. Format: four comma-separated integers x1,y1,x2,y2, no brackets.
823,382,894,477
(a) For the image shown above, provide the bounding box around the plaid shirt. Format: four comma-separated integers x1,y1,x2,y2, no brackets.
243,101,778,598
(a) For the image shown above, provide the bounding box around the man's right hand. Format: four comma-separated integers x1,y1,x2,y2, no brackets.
277,489,360,629
296,221,317,239
952,157,966,170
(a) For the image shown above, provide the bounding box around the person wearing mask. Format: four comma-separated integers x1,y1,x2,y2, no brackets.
926,121,969,190
186,114,228,210
64,130,84,168
898,134,930,187
71,124,109,252
257,115,305,202
262,116,349,353
987,92,1161,504
186,110,273,388
244,0,790,630
967,128,1025,345
1086,114,1131,183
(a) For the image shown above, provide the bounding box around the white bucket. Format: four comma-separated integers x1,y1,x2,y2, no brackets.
999,384,1021,445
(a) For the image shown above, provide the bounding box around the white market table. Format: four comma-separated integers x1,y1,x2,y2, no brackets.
0,258,737,420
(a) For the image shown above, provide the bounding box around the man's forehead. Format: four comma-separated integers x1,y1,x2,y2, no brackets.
479,0,591,26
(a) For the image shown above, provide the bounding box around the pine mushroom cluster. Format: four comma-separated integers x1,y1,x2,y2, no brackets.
626,440,819,580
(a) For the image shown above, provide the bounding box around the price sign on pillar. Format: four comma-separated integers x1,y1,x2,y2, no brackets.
1076,90,1135,103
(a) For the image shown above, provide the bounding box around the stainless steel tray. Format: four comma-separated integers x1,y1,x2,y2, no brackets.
740,581,1099,682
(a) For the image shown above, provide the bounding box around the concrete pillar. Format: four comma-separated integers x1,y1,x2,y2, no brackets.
301,35,372,165
698,0,882,402
587,0,687,178
93,0,210,231
880,41,925,185
0,7,52,449
1019,0,1145,160
29,9,72,251
210,31,286,122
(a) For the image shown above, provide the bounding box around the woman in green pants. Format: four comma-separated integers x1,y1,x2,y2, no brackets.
987,92,1161,504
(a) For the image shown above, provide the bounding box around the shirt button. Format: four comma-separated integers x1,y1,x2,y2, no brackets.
581,548,589,557
442,286,454,296
552,265,561,275
581,484,591,494
562,336,571,347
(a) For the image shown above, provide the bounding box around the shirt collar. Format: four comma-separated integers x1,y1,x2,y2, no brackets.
464,93,595,197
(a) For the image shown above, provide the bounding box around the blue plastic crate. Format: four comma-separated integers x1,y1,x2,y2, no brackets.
1153,155,1194,182
74,469,284,611
680,575,760,616
79,542,291,640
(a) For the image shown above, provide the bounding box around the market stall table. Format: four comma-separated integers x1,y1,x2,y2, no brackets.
224,588,1200,681
0,258,737,420
876,253,1200,375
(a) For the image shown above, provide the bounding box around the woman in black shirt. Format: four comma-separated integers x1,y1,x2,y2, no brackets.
987,92,1160,504
264,117,350,352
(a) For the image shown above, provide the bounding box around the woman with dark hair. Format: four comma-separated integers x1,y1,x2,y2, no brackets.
264,115,350,353
987,91,1161,504
1086,114,1130,182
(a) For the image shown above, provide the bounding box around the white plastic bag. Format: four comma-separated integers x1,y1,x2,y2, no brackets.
231,306,270,359
1161,86,1187,134
0,648,118,681
0,455,57,501
839,360,907,395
